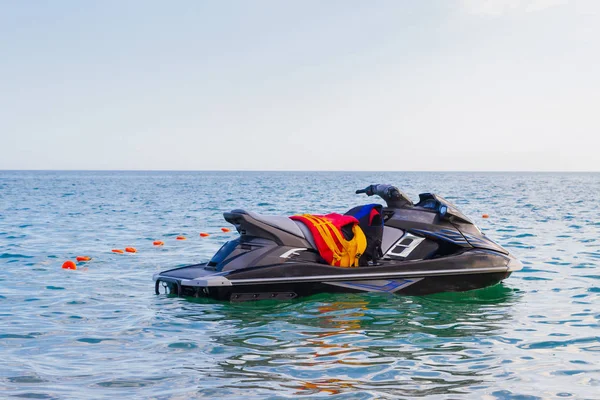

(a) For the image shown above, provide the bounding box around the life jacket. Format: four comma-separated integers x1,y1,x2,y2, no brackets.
345,204,384,265
290,213,367,267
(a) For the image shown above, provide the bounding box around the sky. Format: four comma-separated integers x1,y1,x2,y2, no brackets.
1,0,598,171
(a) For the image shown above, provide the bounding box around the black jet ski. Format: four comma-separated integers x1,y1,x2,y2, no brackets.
154,184,522,302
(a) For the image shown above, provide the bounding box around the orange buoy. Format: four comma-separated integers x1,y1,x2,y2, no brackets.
62,260,77,270
153,240,164,246
76,256,91,262
221,227,231,233
200,232,210,237
176,236,186,240
482,214,489,219
112,249,124,254
125,247,137,253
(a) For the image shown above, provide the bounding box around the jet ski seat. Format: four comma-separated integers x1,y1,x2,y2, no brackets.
227,210,317,249
292,219,317,249
225,207,383,264
266,203,384,265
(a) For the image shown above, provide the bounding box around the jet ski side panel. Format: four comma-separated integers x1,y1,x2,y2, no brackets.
223,250,511,284
157,271,513,301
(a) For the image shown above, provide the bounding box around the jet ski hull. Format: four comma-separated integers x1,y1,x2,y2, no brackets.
156,271,512,302
153,184,523,302
154,250,521,302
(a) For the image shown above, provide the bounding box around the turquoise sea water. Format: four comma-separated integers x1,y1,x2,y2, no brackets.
1,171,599,399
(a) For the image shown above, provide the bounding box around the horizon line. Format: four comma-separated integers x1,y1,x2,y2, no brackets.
1,169,599,173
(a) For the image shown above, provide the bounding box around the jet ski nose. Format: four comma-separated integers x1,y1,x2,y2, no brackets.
507,256,523,271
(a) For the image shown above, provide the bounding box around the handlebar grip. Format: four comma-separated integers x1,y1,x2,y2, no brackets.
355,185,374,195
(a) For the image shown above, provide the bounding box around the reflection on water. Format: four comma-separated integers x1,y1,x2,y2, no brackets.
163,285,519,397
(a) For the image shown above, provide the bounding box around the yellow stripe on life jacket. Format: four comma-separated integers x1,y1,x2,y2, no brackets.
298,214,367,267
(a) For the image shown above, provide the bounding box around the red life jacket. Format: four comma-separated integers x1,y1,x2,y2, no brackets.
290,213,367,267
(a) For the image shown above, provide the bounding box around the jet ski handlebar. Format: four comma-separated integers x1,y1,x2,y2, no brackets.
356,184,413,208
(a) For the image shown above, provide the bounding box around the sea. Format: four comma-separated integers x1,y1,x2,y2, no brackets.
0,171,599,399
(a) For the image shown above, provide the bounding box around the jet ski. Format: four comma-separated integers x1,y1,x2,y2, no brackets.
154,184,522,302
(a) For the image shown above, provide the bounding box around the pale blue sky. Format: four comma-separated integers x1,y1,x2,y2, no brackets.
1,0,598,171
